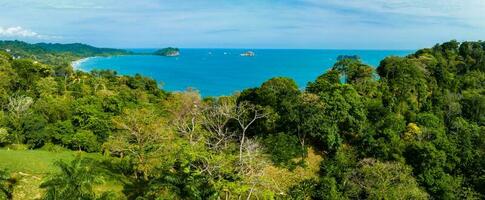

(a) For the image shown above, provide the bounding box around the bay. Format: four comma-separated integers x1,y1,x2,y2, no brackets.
77,49,413,96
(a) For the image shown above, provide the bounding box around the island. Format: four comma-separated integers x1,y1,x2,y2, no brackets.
240,51,255,57
337,55,360,61
154,47,180,57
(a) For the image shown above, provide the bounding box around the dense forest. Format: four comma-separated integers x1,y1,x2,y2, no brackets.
0,41,129,67
0,40,483,199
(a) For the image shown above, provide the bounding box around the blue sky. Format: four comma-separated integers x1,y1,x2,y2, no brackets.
0,0,484,49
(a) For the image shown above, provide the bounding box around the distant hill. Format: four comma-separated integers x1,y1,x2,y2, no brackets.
154,47,180,57
0,40,130,66
35,42,129,56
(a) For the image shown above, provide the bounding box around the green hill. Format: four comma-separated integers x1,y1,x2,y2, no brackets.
0,40,483,199
153,47,180,56
0,40,130,66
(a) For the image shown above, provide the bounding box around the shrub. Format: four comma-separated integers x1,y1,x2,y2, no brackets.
40,143,68,152
0,128,10,146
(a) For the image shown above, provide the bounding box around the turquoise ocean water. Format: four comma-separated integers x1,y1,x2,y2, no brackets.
77,49,413,96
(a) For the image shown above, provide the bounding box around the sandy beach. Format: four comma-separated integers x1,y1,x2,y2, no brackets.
71,57,95,71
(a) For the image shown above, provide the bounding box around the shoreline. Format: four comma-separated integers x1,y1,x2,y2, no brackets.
71,56,97,71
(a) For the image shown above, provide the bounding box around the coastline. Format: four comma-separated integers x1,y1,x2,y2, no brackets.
71,57,96,71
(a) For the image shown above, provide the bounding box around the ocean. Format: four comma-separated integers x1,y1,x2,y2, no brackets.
76,49,413,96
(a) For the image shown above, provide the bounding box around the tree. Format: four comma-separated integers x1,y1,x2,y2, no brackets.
348,158,429,199
404,142,462,199
104,108,174,180
69,130,100,152
201,96,236,151
461,89,484,125
377,56,430,116
6,95,33,144
304,84,366,154
248,77,301,135
230,101,267,162
164,90,203,144
332,58,374,84
40,158,100,200
263,132,305,168
0,128,10,146
306,70,341,94
35,77,58,97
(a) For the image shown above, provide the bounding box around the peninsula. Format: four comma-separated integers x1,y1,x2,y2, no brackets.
154,47,180,57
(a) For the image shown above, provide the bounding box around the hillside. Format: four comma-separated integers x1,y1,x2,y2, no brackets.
0,40,483,199
0,40,130,67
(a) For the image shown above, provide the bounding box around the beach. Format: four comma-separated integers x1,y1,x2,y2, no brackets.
71,57,95,71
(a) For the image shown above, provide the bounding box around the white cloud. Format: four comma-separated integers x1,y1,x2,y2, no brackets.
0,26,56,39
0,26,39,37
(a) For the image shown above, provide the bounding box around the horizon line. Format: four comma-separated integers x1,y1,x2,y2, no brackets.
123,47,417,51
0,39,418,51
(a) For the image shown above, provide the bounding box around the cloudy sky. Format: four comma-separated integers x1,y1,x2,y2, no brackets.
0,0,483,49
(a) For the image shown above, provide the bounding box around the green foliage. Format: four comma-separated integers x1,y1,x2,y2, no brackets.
238,77,301,135
0,40,484,199
304,84,366,153
0,169,15,200
332,58,374,84
69,130,101,152
263,133,306,168
377,56,430,116
0,40,129,66
461,89,485,125
349,158,428,199
40,157,110,200
40,143,69,153
0,128,10,147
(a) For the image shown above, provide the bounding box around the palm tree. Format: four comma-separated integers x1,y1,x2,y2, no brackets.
40,158,99,200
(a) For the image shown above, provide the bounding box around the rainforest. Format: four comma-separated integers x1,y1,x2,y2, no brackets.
0,40,483,199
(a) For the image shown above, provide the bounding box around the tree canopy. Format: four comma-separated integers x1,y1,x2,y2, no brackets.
0,40,484,199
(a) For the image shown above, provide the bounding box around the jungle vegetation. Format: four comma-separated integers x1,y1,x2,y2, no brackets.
0,40,483,199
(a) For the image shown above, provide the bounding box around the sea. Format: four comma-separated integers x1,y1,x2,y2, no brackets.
75,49,414,97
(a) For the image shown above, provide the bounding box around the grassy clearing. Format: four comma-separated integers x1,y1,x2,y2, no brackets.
0,149,88,174
0,149,124,200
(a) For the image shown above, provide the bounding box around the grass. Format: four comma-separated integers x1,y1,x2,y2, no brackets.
0,148,88,174
0,148,125,200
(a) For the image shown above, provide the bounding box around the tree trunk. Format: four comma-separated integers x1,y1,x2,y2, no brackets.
239,128,247,162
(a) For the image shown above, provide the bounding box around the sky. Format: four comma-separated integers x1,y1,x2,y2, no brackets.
0,0,483,49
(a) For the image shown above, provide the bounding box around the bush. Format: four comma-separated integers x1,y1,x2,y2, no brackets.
40,143,68,152
0,128,10,146
69,130,101,152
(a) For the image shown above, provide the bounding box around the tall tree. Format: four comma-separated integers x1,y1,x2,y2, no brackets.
104,108,174,180
6,95,33,144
